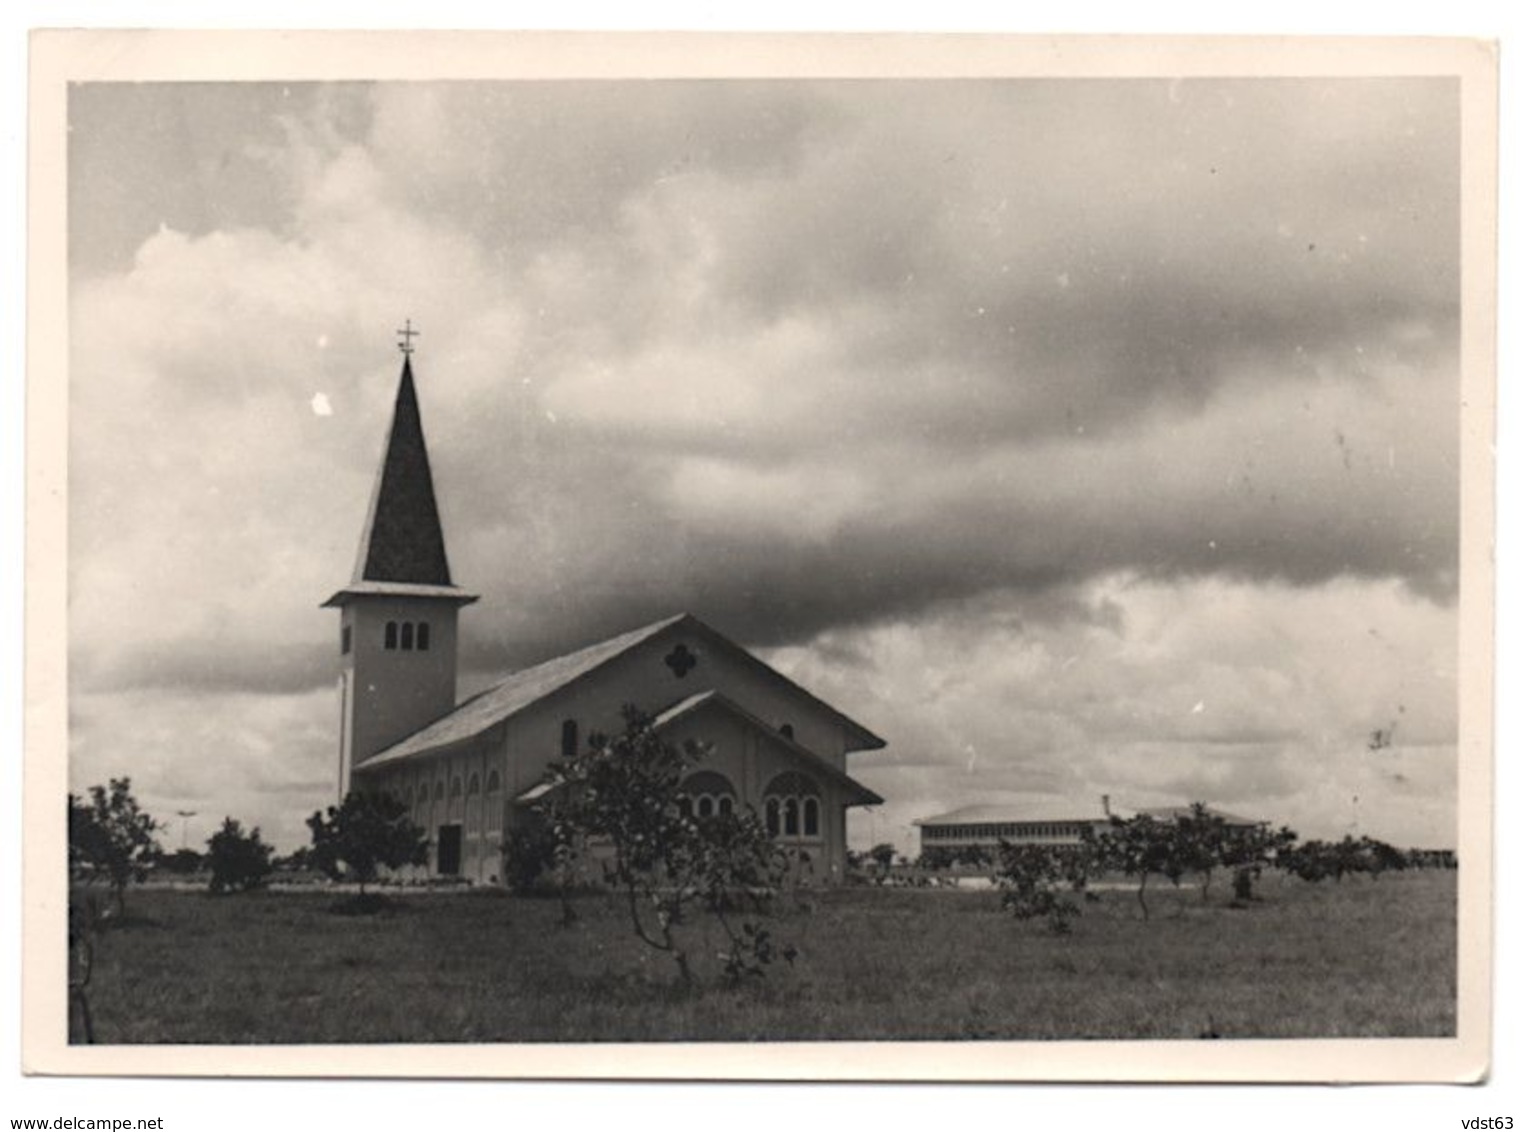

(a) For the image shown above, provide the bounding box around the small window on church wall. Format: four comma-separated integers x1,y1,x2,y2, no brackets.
696,795,715,819
417,622,430,651
467,774,480,796
779,723,794,740
718,796,734,817
385,622,398,650
485,770,500,794
561,719,579,759
784,798,799,837
804,797,820,837
765,798,780,837
341,625,352,655
400,622,414,650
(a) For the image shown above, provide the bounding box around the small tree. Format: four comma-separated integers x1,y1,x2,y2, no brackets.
1219,824,1298,904
1360,836,1408,880
1095,815,1189,920
68,778,160,917
917,845,957,871
543,705,795,985
306,791,428,900
994,840,1094,934
1174,804,1228,901
500,822,562,895
206,817,276,894
867,842,897,874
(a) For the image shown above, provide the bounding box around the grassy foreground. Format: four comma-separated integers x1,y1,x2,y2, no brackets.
77,870,1455,1043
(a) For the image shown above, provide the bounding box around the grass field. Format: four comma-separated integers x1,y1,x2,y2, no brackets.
75,869,1455,1043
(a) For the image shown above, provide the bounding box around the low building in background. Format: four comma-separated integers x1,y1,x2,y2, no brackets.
913,797,1266,859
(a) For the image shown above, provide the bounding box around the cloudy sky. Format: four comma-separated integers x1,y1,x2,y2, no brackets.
66,76,1462,854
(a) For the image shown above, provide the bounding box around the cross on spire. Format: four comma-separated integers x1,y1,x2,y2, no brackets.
396,318,421,355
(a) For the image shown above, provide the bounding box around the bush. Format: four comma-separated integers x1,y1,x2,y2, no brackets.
206,818,275,894
500,823,561,894
995,842,1091,934
307,792,428,900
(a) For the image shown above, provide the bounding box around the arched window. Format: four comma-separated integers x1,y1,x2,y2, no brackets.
677,771,737,825
465,774,481,832
385,621,398,650
561,719,579,759
417,622,430,651
763,772,822,842
485,770,500,795
400,622,415,650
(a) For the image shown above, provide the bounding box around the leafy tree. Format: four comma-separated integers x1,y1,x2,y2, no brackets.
957,844,992,869
1218,824,1298,903
500,821,562,895
867,843,897,873
1360,836,1408,879
206,817,276,894
542,705,796,985
306,791,428,898
1094,814,1186,920
68,778,160,916
917,845,957,871
994,840,1095,934
1173,804,1229,901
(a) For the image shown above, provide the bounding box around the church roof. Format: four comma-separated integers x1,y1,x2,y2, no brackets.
354,356,454,587
324,356,477,608
358,612,885,768
360,614,688,767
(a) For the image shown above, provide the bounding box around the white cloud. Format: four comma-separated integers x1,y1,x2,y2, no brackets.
64,78,1463,857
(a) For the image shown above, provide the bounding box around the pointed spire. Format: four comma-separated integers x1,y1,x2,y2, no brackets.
352,355,454,586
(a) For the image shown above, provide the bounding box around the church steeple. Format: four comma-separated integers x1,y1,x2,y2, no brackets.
353,356,454,587
324,336,477,795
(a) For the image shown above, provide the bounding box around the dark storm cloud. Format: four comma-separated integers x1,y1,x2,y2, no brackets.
66,66,1464,862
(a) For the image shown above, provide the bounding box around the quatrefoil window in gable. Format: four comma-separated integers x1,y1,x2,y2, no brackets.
664,643,698,678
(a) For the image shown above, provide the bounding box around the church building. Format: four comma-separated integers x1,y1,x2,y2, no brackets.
323,341,885,884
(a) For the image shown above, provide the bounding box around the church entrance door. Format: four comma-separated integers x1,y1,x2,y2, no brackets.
437,824,462,875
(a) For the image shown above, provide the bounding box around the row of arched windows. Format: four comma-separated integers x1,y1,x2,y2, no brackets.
763,771,822,839
385,765,824,842
397,770,504,835
384,620,431,651
402,769,502,802
671,770,824,841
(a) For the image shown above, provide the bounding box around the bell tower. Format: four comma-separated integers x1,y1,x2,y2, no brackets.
323,327,477,797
